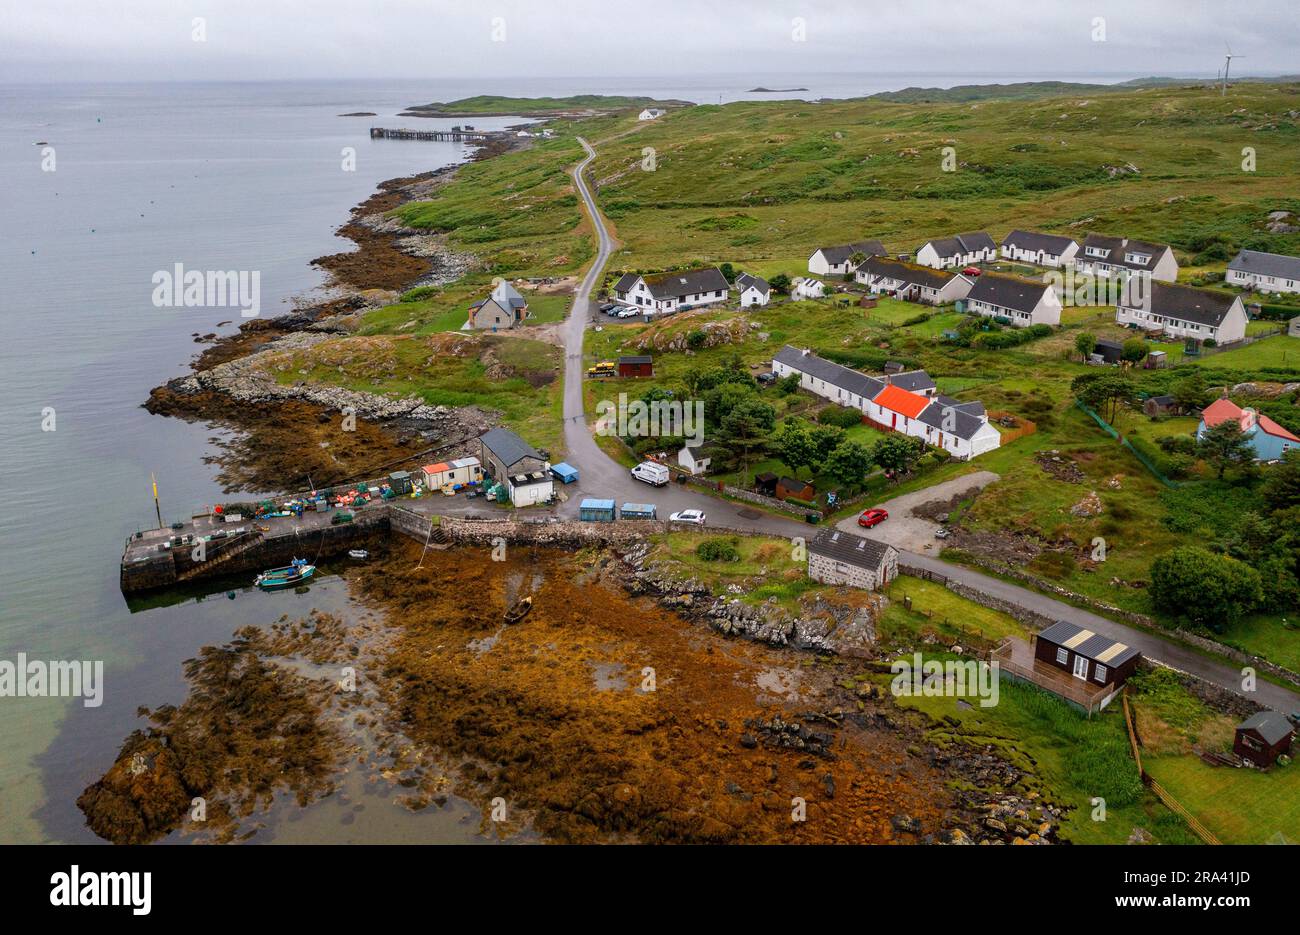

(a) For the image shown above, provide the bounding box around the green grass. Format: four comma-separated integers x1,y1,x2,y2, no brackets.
881,575,1030,645
1144,754,1300,844
258,332,567,456
1190,334,1300,369
892,676,1197,844
645,531,820,612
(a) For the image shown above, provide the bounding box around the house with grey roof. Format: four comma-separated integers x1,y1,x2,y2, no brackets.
1234,710,1295,767
1076,234,1178,282
735,272,771,307
807,240,887,277
807,528,898,591
886,370,937,396
915,232,997,269
965,272,1062,327
1000,230,1079,268
478,427,552,507
1116,281,1247,344
855,256,974,305
915,397,1002,459
1226,249,1300,295
612,267,729,315
771,345,887,411
467,280,529,330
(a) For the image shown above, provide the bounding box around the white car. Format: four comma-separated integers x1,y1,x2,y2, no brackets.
616,306,640,318
669,509,707,525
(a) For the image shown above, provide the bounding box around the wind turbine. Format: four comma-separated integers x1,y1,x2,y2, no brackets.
1222,44,1244,96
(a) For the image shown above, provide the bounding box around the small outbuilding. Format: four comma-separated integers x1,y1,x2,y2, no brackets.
677,445,711,475
550,462,580,484
388,471,413,495
754,472,779,497
1092,339,1123,365
1142,395,1178,417
508,471,553,507
620,502,657,520
617,355,654,378
776,476,816,503
1234,710,1295,767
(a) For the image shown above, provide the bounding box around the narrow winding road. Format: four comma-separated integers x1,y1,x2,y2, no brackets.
556,136,1300,713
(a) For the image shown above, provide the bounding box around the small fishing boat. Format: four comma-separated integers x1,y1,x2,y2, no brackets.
254,558,315,591
504,596,533,624
348,549,369,560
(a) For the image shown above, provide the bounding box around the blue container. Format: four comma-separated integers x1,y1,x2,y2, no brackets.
550,462,580,484
579,498,616,522
620,502,657,520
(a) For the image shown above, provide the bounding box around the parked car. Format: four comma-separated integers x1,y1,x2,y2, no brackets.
962,266,982,277
934,526,950,539
598,302,615,313
631,461,670,487
617,306,640,318
756,371,776,385
857,508,888,528
669,509,707,525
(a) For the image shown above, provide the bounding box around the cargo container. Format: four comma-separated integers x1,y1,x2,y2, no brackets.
579,498,616,522
620,502,657,520
550,462,579,484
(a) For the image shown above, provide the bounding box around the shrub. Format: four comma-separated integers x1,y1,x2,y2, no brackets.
1150,546,1263,630
696,538,741,562
816,405,864,428
686,330,708,350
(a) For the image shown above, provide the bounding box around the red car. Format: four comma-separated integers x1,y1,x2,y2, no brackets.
961,266,982,277
857,508,888,528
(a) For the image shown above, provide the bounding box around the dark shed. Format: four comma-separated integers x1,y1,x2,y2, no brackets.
776,476,816,502
617,355,654,378
1234,710,1295,767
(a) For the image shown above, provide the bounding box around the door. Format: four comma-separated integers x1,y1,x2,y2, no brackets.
1072,655,1089,680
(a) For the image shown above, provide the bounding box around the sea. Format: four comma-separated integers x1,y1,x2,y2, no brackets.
0,72,1141,844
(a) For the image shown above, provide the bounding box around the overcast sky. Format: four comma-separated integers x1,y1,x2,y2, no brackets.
2,0,1297,83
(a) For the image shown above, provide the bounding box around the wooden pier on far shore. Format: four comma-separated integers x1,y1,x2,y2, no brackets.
370,126,494,142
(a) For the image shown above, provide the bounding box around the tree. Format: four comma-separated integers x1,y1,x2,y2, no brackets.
777,372,801,395
1120,337,1148,365
772,421,815,476
1170,372,1208,412
768,273,792,294
720,397,776,476
1074,331,1097,361
1149,546,1263,629
809,424,845,466
871,433,926,478
1071,371,1134,425
848,251,867,270
681,366,705,399
719,262,735,282
823,440,873,490
1261,449,1300,512
1196,420,1255,479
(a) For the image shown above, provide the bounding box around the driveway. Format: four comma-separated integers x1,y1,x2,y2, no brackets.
835,471,999,553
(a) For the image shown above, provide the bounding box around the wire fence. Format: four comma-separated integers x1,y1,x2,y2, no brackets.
1074,399,1182,488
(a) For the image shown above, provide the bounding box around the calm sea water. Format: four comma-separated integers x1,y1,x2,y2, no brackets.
0,73,1133,844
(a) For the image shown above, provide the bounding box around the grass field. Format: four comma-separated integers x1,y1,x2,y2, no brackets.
1190,333,1300,369
1143,755,1300,844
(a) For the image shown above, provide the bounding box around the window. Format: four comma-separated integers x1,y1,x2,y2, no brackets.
1055,647,1068,665
1094,664,1108,683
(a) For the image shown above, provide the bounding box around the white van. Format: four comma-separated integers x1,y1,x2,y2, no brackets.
630,461,670,487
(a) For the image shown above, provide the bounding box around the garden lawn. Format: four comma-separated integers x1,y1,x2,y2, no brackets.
1143,754,1300,844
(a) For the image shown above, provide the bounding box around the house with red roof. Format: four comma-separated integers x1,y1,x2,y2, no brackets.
1197,398,1300,462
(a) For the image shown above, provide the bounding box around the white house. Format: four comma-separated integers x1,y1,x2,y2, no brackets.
677,445,712,475
792,277,827,300
507,471,553,507
807,240,887,276
771,346,1000,460
807,529,898,591
1116,281,1248,344
1000,230,1079,268
1076,234,1178,282
855,256,974,305
613,267,730,315
964,272,1062,327
638,108,666,120
915,232,997,269
1226,249,1300,295
735,272,771,308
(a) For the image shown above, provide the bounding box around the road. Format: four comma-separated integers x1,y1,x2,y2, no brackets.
554,136,1300,711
